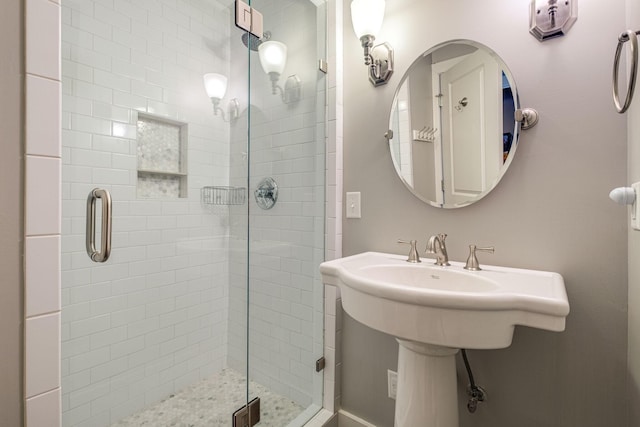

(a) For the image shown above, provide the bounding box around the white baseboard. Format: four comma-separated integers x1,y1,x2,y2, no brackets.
337,409,377,427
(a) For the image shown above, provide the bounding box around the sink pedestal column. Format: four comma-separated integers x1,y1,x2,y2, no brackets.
395,340,459,427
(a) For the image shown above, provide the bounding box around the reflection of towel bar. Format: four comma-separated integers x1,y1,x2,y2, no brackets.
413,127,437,142
613,29,639,113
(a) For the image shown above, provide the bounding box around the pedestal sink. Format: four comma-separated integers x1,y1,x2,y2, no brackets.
319,252,570,427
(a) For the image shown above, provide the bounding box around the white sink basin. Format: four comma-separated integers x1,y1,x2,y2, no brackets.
320,251,569,427
320,251,570,349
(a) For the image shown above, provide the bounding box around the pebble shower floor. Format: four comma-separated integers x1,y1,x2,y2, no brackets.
111,369,304,426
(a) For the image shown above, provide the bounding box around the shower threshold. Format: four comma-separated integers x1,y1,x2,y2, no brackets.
111,368,304,427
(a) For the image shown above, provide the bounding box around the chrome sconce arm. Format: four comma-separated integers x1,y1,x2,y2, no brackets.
267,73,302,104
351,0,393,87
359,36,394,86
258,40,302,104
210,97,240,122
360,35,375,65
267,72,281,95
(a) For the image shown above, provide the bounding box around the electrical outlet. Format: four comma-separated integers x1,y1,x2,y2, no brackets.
387,369,398,399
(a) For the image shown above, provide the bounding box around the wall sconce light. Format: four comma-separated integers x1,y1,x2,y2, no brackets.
203,73,240,121
529,0,577,41
351,0,393,86
258,40,302,103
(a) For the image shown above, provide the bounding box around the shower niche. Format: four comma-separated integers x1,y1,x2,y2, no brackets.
136,114,188,199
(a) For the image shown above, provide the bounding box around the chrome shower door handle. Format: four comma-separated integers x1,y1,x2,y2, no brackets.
86,188,112,263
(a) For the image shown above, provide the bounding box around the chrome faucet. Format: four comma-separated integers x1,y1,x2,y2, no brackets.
426,233,450,266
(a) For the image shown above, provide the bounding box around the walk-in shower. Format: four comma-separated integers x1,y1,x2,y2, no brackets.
61,0,326,425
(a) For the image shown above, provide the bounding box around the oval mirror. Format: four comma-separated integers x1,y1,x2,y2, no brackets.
388,40,520,208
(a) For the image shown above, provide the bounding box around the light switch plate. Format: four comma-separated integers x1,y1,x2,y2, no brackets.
346,192,361,218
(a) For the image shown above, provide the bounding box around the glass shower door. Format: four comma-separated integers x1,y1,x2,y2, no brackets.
241,0,327,424
61,1,249,425
61,0,324,425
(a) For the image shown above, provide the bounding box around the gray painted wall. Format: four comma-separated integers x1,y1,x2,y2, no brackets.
341,1,628,426
627,1,640,425
0,0,24,425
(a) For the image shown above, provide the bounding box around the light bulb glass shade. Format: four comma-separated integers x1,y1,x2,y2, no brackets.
203,73,227,100
351,0,385,39
258,41,287,75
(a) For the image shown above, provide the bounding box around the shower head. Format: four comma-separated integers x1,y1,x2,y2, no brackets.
242,31,271,51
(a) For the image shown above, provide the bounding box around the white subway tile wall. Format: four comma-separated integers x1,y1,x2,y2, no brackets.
25,0,63,424
26,313,62,401
26,235,62,318
61,0,232,425
26,388,62,427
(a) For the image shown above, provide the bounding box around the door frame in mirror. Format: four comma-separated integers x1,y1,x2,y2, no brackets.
387,39,522,209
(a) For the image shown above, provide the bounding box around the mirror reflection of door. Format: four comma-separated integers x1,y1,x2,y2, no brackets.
437,48,502,206
407,60,437,202
391,84,415,187
387,40,520,209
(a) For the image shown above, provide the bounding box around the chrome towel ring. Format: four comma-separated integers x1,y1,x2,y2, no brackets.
613,29,639,114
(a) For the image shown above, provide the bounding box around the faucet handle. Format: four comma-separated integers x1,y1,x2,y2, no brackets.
464,245,494,271
398,239,421,263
